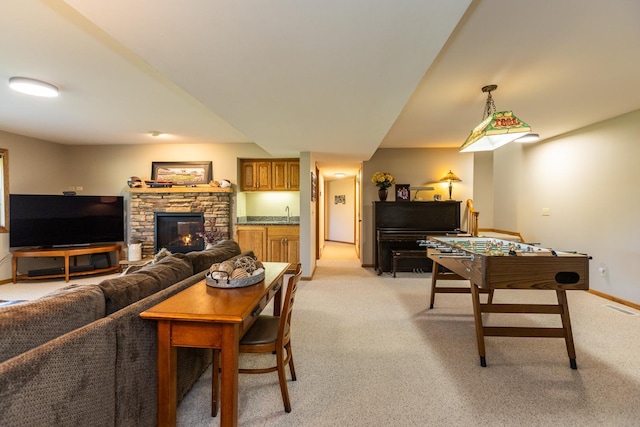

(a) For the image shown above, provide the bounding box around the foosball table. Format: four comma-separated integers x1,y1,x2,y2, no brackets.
423,237,590,369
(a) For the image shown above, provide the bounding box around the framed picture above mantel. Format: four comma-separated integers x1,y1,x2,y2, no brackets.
151,161,213,186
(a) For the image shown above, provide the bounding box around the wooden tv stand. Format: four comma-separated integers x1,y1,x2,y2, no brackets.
12,244,122,283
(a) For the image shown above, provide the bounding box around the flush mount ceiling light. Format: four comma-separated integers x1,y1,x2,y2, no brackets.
460,85,532,153
9,77,59,97
149,131,163,137
334,173,345,178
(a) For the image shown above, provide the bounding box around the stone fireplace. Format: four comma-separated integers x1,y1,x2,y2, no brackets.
127,187,232,258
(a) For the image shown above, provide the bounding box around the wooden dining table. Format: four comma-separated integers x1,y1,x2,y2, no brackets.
140,261,290,427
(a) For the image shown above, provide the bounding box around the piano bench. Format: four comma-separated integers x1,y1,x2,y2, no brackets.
391,250,427,278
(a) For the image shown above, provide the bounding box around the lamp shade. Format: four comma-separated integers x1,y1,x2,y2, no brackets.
439,170,461,183
460,111,531,153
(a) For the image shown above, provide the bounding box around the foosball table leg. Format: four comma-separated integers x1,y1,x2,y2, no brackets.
470,283,487,367
556,289,579,370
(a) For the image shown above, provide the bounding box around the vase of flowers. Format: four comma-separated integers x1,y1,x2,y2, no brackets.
371,172,395,201
198,230,216,249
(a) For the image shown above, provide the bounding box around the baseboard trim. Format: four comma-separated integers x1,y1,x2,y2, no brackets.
588,289,640,311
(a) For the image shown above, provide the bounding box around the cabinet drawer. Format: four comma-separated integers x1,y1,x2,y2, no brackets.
266,225,299,236
242,294,269,333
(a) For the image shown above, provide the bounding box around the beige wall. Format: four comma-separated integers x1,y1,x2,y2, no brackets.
484,109,640,304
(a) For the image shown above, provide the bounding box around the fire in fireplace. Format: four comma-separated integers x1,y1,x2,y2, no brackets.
154,212,205,254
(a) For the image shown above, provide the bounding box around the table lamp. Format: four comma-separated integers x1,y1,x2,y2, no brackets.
439,170,461,200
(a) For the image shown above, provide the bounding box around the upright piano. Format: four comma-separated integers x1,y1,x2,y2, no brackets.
374,201,461,275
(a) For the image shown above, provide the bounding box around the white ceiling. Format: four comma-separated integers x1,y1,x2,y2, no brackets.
2,1,640,180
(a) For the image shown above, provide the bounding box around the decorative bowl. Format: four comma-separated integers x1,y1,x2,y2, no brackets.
205,268,265,289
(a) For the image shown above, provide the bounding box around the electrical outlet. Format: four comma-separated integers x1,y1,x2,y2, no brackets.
599,266,607,277
76,186,83,191
542,207,550,216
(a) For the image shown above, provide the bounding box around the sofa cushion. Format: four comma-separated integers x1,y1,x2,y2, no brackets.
0,317,117,426
186,240,242,273
134,252,194,289
99,273,163,315
0,284,106,363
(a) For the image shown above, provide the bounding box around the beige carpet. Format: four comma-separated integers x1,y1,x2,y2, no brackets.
176,241,640,426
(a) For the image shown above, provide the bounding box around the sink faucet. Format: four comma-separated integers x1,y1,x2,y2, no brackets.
285,206,290,223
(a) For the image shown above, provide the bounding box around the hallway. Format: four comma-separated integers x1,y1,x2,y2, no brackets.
319,241,358,262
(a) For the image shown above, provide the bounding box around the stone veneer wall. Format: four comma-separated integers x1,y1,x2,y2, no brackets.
128,188,232,258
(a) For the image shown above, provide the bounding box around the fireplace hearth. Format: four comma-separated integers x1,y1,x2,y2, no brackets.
154,212,205,254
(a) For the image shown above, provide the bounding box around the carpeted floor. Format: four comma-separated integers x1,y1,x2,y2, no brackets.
176,241,640,426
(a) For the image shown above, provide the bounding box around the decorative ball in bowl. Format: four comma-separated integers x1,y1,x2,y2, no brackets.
206,256,265,288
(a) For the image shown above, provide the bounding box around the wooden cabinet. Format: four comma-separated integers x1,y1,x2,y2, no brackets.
240,160,272,191
236,226,267,261
272,160,300,190
240,159,299,191
236,225,299,271
266,226,300,268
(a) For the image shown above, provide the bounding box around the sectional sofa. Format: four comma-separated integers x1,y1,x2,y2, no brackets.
0,240,249,426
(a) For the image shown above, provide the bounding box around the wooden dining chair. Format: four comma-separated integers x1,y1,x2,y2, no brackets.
212,263,302,416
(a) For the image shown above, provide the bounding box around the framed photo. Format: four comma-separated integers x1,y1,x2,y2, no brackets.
334,195,346,204
395,184,410,202
311,172,318,202
151,161,213,185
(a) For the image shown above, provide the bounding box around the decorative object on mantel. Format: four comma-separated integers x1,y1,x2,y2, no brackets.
371,172,395,201
439,170,462,200
145,180,173,188
127,176,143,188
151,161,213,185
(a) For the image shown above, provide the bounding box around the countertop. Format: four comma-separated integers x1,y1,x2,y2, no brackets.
237,216,299,226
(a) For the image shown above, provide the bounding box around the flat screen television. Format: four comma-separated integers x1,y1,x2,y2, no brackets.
9,194,124,248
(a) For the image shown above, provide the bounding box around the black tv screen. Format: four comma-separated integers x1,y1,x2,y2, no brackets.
9,194,124,248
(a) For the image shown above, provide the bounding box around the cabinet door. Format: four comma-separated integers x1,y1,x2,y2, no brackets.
287,161,300,190
240,161,257,191
272,160,299,190
266,226,299,266
267,235,286,262
272,161,288,191
236,226,267,261
255,162,272,190
286,236,300,267
240,161,272,191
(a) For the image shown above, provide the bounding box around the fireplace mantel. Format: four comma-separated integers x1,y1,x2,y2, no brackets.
127,186,232,258
126,186,233,194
